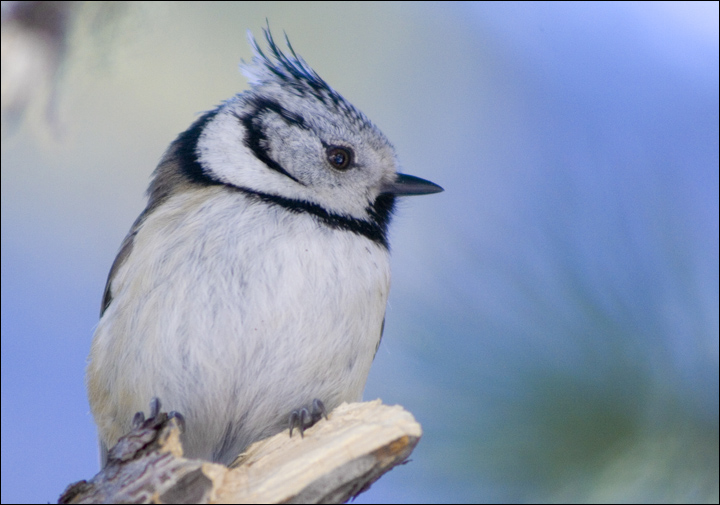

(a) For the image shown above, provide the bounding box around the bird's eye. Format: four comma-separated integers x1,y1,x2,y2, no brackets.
326,146,353,171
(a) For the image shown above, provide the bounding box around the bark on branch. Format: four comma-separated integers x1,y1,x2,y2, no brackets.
59,400,422,504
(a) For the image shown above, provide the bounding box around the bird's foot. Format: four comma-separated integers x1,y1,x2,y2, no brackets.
132,397,185,433
288,398,327,438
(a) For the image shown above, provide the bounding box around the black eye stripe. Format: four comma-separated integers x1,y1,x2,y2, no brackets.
233,98,305,185
233,97,359,183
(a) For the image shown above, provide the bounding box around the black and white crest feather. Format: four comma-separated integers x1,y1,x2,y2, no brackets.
242,28,369,128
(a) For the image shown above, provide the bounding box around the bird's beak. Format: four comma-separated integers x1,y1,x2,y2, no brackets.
381,173,444,196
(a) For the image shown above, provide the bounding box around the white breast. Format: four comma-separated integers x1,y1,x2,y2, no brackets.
87,185,390,463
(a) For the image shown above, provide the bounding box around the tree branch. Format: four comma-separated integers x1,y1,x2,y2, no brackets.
59,400,422,504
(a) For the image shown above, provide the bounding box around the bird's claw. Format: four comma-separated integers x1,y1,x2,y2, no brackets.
289,398,327,438
131,397,185,432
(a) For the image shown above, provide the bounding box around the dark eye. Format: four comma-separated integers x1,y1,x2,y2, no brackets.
326,146,353,171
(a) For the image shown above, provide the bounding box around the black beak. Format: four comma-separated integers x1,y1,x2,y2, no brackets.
381,174,444,196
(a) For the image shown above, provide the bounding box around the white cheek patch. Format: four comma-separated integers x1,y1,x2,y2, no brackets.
196,110,270,188
196,108,321,205
194,109,331,207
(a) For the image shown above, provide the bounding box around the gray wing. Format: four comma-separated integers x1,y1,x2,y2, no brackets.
373,315,385,360
100,143,212,316
100,214,144,316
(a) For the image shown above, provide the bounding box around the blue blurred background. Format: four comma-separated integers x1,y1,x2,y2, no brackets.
2,2,718,503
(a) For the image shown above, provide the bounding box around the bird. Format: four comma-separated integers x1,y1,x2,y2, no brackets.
86,27,443,467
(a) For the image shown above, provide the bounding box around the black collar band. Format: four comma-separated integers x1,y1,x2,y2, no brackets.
236,186,394,250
